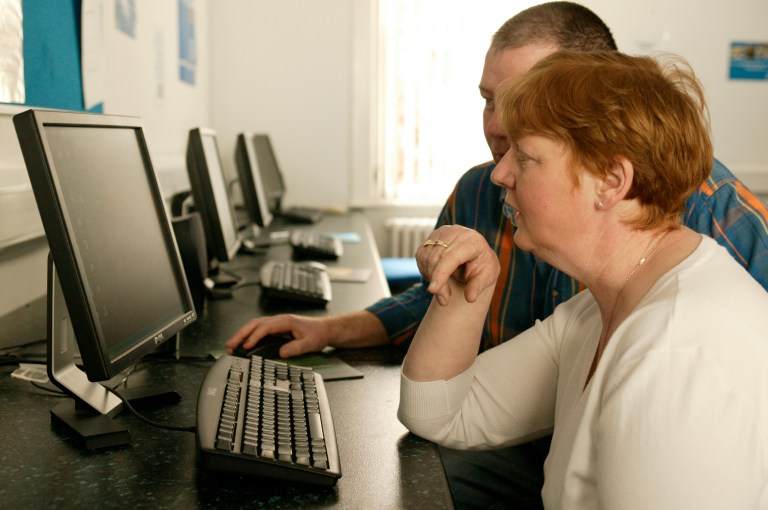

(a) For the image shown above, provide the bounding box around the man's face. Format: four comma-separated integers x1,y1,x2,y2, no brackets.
480,44,558,163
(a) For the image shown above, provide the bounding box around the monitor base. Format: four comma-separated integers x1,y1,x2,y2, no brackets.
51,399,131,449
51,386,182,450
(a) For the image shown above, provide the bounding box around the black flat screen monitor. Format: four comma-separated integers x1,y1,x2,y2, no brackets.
186,127,242,262
250,133,286,213
13,109,196,385
235,132,274,228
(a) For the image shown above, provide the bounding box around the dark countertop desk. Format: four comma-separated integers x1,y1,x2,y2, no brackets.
0,212,454,509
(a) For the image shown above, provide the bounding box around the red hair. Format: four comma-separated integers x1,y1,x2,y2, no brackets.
498,51,713,229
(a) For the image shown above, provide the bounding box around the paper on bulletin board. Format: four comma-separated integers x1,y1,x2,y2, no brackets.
154,29,165,107
178,0,196,85
0,0,24,104
81,0,105,110
115,0,136,37
729,42,768,81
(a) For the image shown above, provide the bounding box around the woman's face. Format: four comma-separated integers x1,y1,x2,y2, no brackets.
491,136,597,265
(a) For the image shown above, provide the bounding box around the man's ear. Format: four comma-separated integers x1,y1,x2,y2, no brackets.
595,156,633,209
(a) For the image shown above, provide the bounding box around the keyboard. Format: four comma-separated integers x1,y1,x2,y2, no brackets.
281,206,325,224
196,354,341,486
290,230,343,260
259,260,332,307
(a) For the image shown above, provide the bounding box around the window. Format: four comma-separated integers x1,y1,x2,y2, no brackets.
361,0,536,204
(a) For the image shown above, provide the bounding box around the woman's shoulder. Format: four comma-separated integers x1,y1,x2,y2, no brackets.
608,236,768,388
669,236,768,307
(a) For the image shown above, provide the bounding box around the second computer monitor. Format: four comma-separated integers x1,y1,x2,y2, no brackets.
235,132,274,228
186,127,242,262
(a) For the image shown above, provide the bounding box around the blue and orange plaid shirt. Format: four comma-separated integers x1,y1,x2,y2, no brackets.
367,159,768,352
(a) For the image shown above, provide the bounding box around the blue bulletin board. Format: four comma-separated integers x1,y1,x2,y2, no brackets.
8,0,100,112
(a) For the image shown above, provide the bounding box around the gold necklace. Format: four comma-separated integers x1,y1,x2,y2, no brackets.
589,229,672,382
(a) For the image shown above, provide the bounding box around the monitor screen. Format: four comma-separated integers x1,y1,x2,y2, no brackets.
251,134,286,213
186,127,242,262
235,132,274,228
14,109,196,382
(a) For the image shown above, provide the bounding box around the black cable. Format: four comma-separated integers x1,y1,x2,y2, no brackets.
231,279,261,290
0,354,24,367
112,389,196,433
0,337,47,356
31,382,67,395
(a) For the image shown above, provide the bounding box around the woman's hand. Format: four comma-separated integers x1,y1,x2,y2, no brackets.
415,225,500,306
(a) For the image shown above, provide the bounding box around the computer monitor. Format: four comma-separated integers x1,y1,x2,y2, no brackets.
250,133,286,213
235,132,274,228
186,127,242,262
14,109,197,447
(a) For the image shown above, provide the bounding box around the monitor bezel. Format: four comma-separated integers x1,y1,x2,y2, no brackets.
13,109,197,382
251,133,287,213
235,132,274,228
185,127,242,262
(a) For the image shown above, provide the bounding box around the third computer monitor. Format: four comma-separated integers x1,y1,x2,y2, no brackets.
250,133,286,213
235,131,274,229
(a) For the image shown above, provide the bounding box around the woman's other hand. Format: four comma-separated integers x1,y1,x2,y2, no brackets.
416,225,500,306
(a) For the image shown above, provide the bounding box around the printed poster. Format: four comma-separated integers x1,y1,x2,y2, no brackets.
178,0,196,85
729,42,768,81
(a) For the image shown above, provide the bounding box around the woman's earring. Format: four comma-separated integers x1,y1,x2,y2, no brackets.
597,201,604,209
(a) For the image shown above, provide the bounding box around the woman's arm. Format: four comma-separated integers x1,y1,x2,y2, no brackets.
403,226,500,382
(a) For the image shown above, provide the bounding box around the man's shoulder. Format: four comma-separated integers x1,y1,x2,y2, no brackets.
699,158,739,195
688,158,752,205
440,160,505,228
453,160,497,191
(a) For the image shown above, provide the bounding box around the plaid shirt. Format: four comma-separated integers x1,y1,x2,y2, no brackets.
367,159,768,351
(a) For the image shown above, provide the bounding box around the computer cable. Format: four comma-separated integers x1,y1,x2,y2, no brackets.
112,389,196,433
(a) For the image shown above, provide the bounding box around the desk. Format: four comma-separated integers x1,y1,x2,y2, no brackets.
0,212,454,509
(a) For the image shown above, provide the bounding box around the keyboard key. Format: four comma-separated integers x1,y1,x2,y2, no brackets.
308,412,324,440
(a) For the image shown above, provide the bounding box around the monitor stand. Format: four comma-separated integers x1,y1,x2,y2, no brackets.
204,258,242,299
46,257,180,449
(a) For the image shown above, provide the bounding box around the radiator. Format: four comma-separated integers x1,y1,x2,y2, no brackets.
385,217,437,257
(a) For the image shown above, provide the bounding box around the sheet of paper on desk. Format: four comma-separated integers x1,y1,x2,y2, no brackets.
287,354,364,381
326,232,361,243
326,267,371,283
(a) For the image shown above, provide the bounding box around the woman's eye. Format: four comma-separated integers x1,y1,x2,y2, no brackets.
515,153,531,166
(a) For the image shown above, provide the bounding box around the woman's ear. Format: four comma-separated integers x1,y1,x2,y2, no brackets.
595,156,633,209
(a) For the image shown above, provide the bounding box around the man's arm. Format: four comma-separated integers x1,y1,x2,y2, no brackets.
363,281,433,346
224,310,390,358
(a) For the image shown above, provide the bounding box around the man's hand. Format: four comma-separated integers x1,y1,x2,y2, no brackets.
224,314,333,358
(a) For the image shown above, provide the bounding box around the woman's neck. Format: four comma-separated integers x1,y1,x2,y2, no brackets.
583,226,701,388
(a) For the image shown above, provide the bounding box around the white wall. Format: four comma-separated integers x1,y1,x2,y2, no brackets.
583,0,768,191
101,0,211,196
209,0,354,210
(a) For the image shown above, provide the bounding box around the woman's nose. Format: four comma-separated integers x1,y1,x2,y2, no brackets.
490,151,515,189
